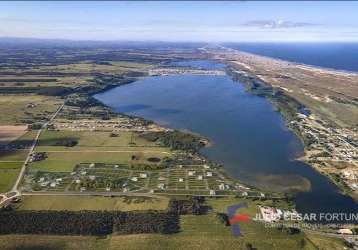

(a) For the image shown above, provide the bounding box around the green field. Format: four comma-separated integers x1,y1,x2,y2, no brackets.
29,130,172,172
17,195,169,211
0,131,39,192
0,169,19,192
0,95,62,125
0,160,22,192
29,151,171,172
37,130,161,148
0,167,20,192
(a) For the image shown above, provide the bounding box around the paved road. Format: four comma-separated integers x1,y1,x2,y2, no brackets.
11,103,64,193
21,191,163,199
43,150,172,154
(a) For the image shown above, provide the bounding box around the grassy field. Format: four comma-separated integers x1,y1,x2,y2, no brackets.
29,151,171,172
0,130,38,162
0,125,27,145
0,60,153,89
0,235,109,250
29,130,172,172
17,195,169,211
0,130,39,192
36,130,162,149
40,61,152,75
0,168,20,192
0,95,62,125
0,158,22,192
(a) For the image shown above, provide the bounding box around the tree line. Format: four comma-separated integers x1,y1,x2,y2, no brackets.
0,210,179,236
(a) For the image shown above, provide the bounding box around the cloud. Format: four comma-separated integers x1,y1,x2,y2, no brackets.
243,20,318,29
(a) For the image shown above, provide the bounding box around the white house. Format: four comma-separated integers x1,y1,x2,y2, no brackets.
188,171,195,176
197,175,203,180
218,183,225,190
209,190,216,195
178,178,184,182
338,228,353,235
206,172,212,177
140,173,147,178
131,177,138,182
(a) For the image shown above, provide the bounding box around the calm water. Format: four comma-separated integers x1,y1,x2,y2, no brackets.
225,42,358,72
94,60,358,216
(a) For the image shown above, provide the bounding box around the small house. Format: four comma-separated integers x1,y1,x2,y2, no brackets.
188,171,195,176
338,228,353,235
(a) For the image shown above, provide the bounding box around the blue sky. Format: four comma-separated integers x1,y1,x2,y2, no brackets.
1,1,358,42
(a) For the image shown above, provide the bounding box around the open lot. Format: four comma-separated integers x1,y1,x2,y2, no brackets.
36,130,163,149
28,130,173,172
0,60,153,90
0,125,27,145
0,95,62,125
0,168,20,192
29,151,171,172
17,195,169,211
0,161,22,192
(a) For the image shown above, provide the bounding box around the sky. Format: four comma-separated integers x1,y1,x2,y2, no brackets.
1,1,358,42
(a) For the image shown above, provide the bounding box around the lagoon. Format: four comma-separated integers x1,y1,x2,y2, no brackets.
94,60,358,216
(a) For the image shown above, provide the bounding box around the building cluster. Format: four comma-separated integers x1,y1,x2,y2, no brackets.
29,152,47,162
37,176,63,188
53,118,168,132
291,113,357,162
258,206,299,223
290,112,358,191
149,68,225,76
